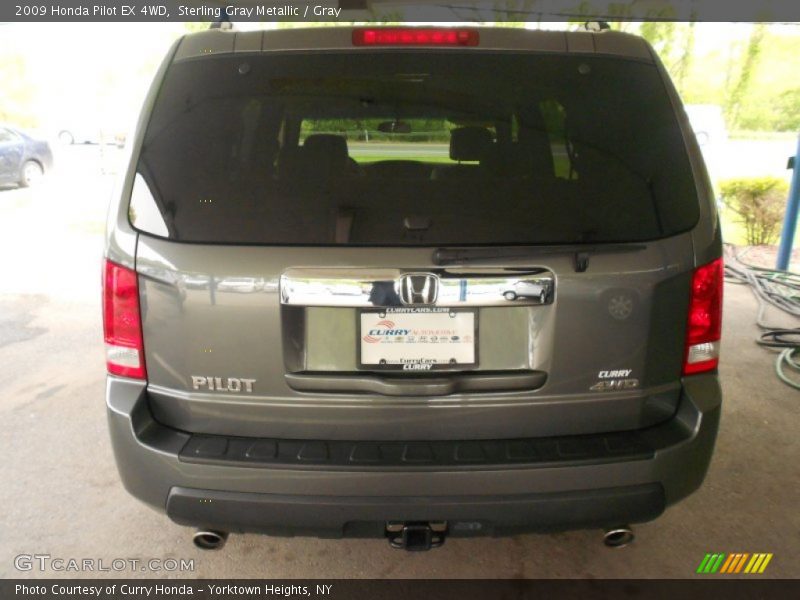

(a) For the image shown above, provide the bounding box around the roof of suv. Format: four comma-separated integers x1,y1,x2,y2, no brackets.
172,26,655,63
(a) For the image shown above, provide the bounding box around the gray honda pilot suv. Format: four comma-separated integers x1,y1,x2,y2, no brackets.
104,26,723,551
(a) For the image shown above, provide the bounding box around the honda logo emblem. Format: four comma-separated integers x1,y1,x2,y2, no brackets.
398,273,439,305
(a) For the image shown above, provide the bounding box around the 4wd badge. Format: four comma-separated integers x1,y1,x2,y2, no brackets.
590,369,639,392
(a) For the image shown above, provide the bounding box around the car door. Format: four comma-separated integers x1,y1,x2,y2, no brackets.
0,128,24,184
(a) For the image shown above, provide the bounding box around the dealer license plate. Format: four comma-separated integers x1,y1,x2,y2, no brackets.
358,307,477,371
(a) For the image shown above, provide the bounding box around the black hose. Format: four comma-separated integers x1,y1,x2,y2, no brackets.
724,244,800,390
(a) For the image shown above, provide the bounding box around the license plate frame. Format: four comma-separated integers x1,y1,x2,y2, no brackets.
357,307,478,371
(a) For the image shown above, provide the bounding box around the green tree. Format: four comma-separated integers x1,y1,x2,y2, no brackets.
0,53,36,126
726,24,766,128
183,22,209,34
673,20,696,95
772,88,800,131
490,0,540,24
639,20,676,62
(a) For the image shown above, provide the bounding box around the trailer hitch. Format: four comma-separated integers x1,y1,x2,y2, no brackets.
386,521,447,551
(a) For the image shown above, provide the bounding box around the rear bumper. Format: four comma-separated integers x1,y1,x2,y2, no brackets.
106,375,721,537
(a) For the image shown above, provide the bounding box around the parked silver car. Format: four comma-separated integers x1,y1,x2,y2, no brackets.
104,26,723,551
502,280,550,302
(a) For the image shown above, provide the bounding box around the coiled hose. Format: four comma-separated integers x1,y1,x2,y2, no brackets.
723,245,800,390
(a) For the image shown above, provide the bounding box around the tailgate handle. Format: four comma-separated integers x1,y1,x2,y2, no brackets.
285,371,546,396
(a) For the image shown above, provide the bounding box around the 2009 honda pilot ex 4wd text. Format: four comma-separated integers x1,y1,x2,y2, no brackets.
104,26,723,551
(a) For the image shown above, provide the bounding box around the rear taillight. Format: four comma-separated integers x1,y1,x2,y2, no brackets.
103,259,146,379
683,258,723,375
352,28,480,47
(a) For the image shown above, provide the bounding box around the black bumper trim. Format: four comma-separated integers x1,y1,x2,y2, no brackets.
178,429,654,470
166,483,666,538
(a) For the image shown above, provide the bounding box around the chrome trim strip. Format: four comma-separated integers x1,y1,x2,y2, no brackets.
280,268,554,307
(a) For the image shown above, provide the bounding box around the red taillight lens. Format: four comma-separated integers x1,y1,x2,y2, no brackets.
103,259,146,379
352,28,479,47
683,258,723,375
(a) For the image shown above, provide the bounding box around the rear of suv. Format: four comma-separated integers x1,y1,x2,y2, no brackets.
104,26,723,550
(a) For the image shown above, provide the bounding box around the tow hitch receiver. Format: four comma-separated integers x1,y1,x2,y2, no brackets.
386,521,447,551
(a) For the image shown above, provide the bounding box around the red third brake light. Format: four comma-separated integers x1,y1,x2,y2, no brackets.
352,28,480,47
683,258,724,375
103,259,146,379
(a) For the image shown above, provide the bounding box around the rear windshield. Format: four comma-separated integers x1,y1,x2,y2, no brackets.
129,51,699,246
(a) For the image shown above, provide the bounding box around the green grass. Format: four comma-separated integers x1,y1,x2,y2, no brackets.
351,154,455,164
351,155,574,172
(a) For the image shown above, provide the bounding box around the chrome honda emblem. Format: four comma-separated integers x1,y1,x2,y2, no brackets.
398,273,439,305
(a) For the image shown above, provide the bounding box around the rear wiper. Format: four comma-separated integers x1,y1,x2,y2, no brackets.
432,244,647,273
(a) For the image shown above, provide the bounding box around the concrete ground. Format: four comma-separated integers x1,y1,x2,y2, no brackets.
0,145,798,579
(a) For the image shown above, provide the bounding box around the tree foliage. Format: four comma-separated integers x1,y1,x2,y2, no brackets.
772,88,800,131
725,24,767,128
640,21,676,59
0,53,36,127
672,20,696,95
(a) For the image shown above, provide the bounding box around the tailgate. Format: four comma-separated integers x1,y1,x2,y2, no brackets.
136,233,692,440
127,43,701,441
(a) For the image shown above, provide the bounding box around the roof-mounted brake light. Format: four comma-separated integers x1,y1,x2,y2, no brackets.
352,28,480,47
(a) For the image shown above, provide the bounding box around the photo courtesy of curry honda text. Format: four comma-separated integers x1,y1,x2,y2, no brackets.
103,25,723,552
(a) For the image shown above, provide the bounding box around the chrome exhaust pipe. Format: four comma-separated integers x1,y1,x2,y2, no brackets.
192,529,228,550
603,526,634,548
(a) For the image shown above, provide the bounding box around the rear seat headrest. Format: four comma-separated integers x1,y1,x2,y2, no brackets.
303,134,349,165
449,127,493,161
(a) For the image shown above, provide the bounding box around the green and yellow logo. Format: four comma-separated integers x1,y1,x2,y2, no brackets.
696,552,773,574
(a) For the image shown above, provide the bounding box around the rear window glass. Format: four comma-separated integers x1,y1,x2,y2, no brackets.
130,51,698,246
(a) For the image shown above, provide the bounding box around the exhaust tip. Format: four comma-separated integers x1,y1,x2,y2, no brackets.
193,529,228,550
603,526,634,548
